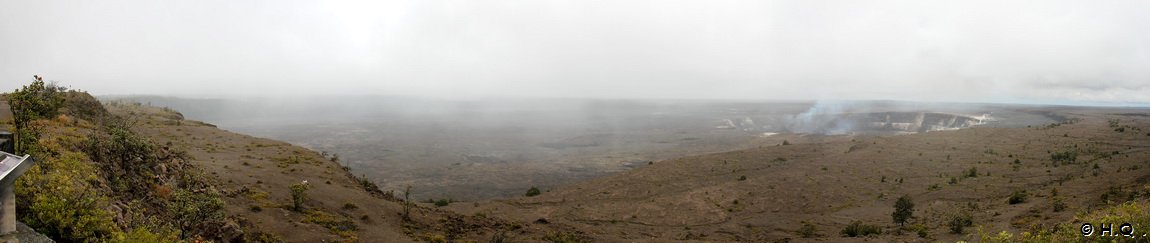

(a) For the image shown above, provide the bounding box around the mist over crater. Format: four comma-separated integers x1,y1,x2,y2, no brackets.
111,96,1063,200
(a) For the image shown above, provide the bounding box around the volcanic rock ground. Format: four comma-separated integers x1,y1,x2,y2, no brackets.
106,98,1150,241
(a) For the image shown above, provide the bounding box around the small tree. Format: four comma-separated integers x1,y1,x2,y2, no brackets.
290,181,311,212
892,195,914,227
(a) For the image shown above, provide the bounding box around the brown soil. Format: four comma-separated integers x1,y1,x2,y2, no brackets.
446,107,1150,242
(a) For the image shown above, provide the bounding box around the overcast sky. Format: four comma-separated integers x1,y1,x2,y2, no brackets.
2,1,1148,104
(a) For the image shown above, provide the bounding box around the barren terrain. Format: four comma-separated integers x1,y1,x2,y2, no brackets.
109,97,1150,242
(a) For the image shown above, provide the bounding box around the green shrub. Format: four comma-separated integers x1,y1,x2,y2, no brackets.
841,221,882,237
906,223,928,238
168,189,225,238
948,213,973,234
17,151,118,241
303,210,358,239
9,78,64,127
434,199,450,207
979,200,1150,242
290,181,312,212
1008,190,1028,204
1050,150,1077,164
1052,197,1067,212
797,221,818,238
85,122,161,194
526,187,542,197
111,226,179,243
9,78,65,154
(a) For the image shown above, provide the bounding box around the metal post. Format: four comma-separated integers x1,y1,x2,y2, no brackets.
0,133,12,235
0,184,12,234
0,152,33,237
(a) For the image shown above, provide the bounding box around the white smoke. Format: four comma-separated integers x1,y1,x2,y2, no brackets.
783,101,862,134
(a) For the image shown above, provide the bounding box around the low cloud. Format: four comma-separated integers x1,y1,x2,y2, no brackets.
1,0,1147,105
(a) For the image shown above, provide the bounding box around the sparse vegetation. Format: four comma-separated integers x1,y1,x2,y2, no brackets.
1052,196,1067,212
1050,150,1077,164
434,199,451,207
980,199,1150,242
290,181,312,212
797,221,819,238
168,189,225,238
302,210,358,240
10,79,239,241
1008,190,1028,204
841,221,882,237
948,212,973,234
526,187,542,197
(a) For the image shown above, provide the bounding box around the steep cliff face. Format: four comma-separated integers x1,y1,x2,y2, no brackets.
856,112,988,133
721,111,990,135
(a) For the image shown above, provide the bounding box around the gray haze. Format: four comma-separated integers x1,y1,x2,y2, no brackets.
3,1,1150,105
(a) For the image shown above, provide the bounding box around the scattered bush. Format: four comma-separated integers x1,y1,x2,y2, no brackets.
526,187,542,197
841,221,882,237
290,181,312,212
1050,150,1077,164
738,175,747,181
948,213,973,234
11,78,242,241
434,199,451,207
1008,190,1028,204
797,221,819,238
302,210,358,239
168,189,225,238
1052,197,1067,212
907,223,928,238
